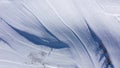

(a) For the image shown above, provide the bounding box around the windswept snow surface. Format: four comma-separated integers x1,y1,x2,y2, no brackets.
0,0,120,68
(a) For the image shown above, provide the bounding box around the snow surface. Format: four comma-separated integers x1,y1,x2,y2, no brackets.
0,0,120,68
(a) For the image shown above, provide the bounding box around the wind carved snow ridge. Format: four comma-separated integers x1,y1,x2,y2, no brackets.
43,1,96,67
0,18,73,68
1,17,69,49
86,21,114,68
46,1,95,67
0,18,18,50
62,22,95,68
10,25,69,49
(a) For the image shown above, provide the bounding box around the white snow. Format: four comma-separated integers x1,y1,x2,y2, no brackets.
0,0,120,68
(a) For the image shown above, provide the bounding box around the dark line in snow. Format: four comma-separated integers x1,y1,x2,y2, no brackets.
85,20,114,68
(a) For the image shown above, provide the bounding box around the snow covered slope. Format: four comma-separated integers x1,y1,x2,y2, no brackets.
0,0,120,68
